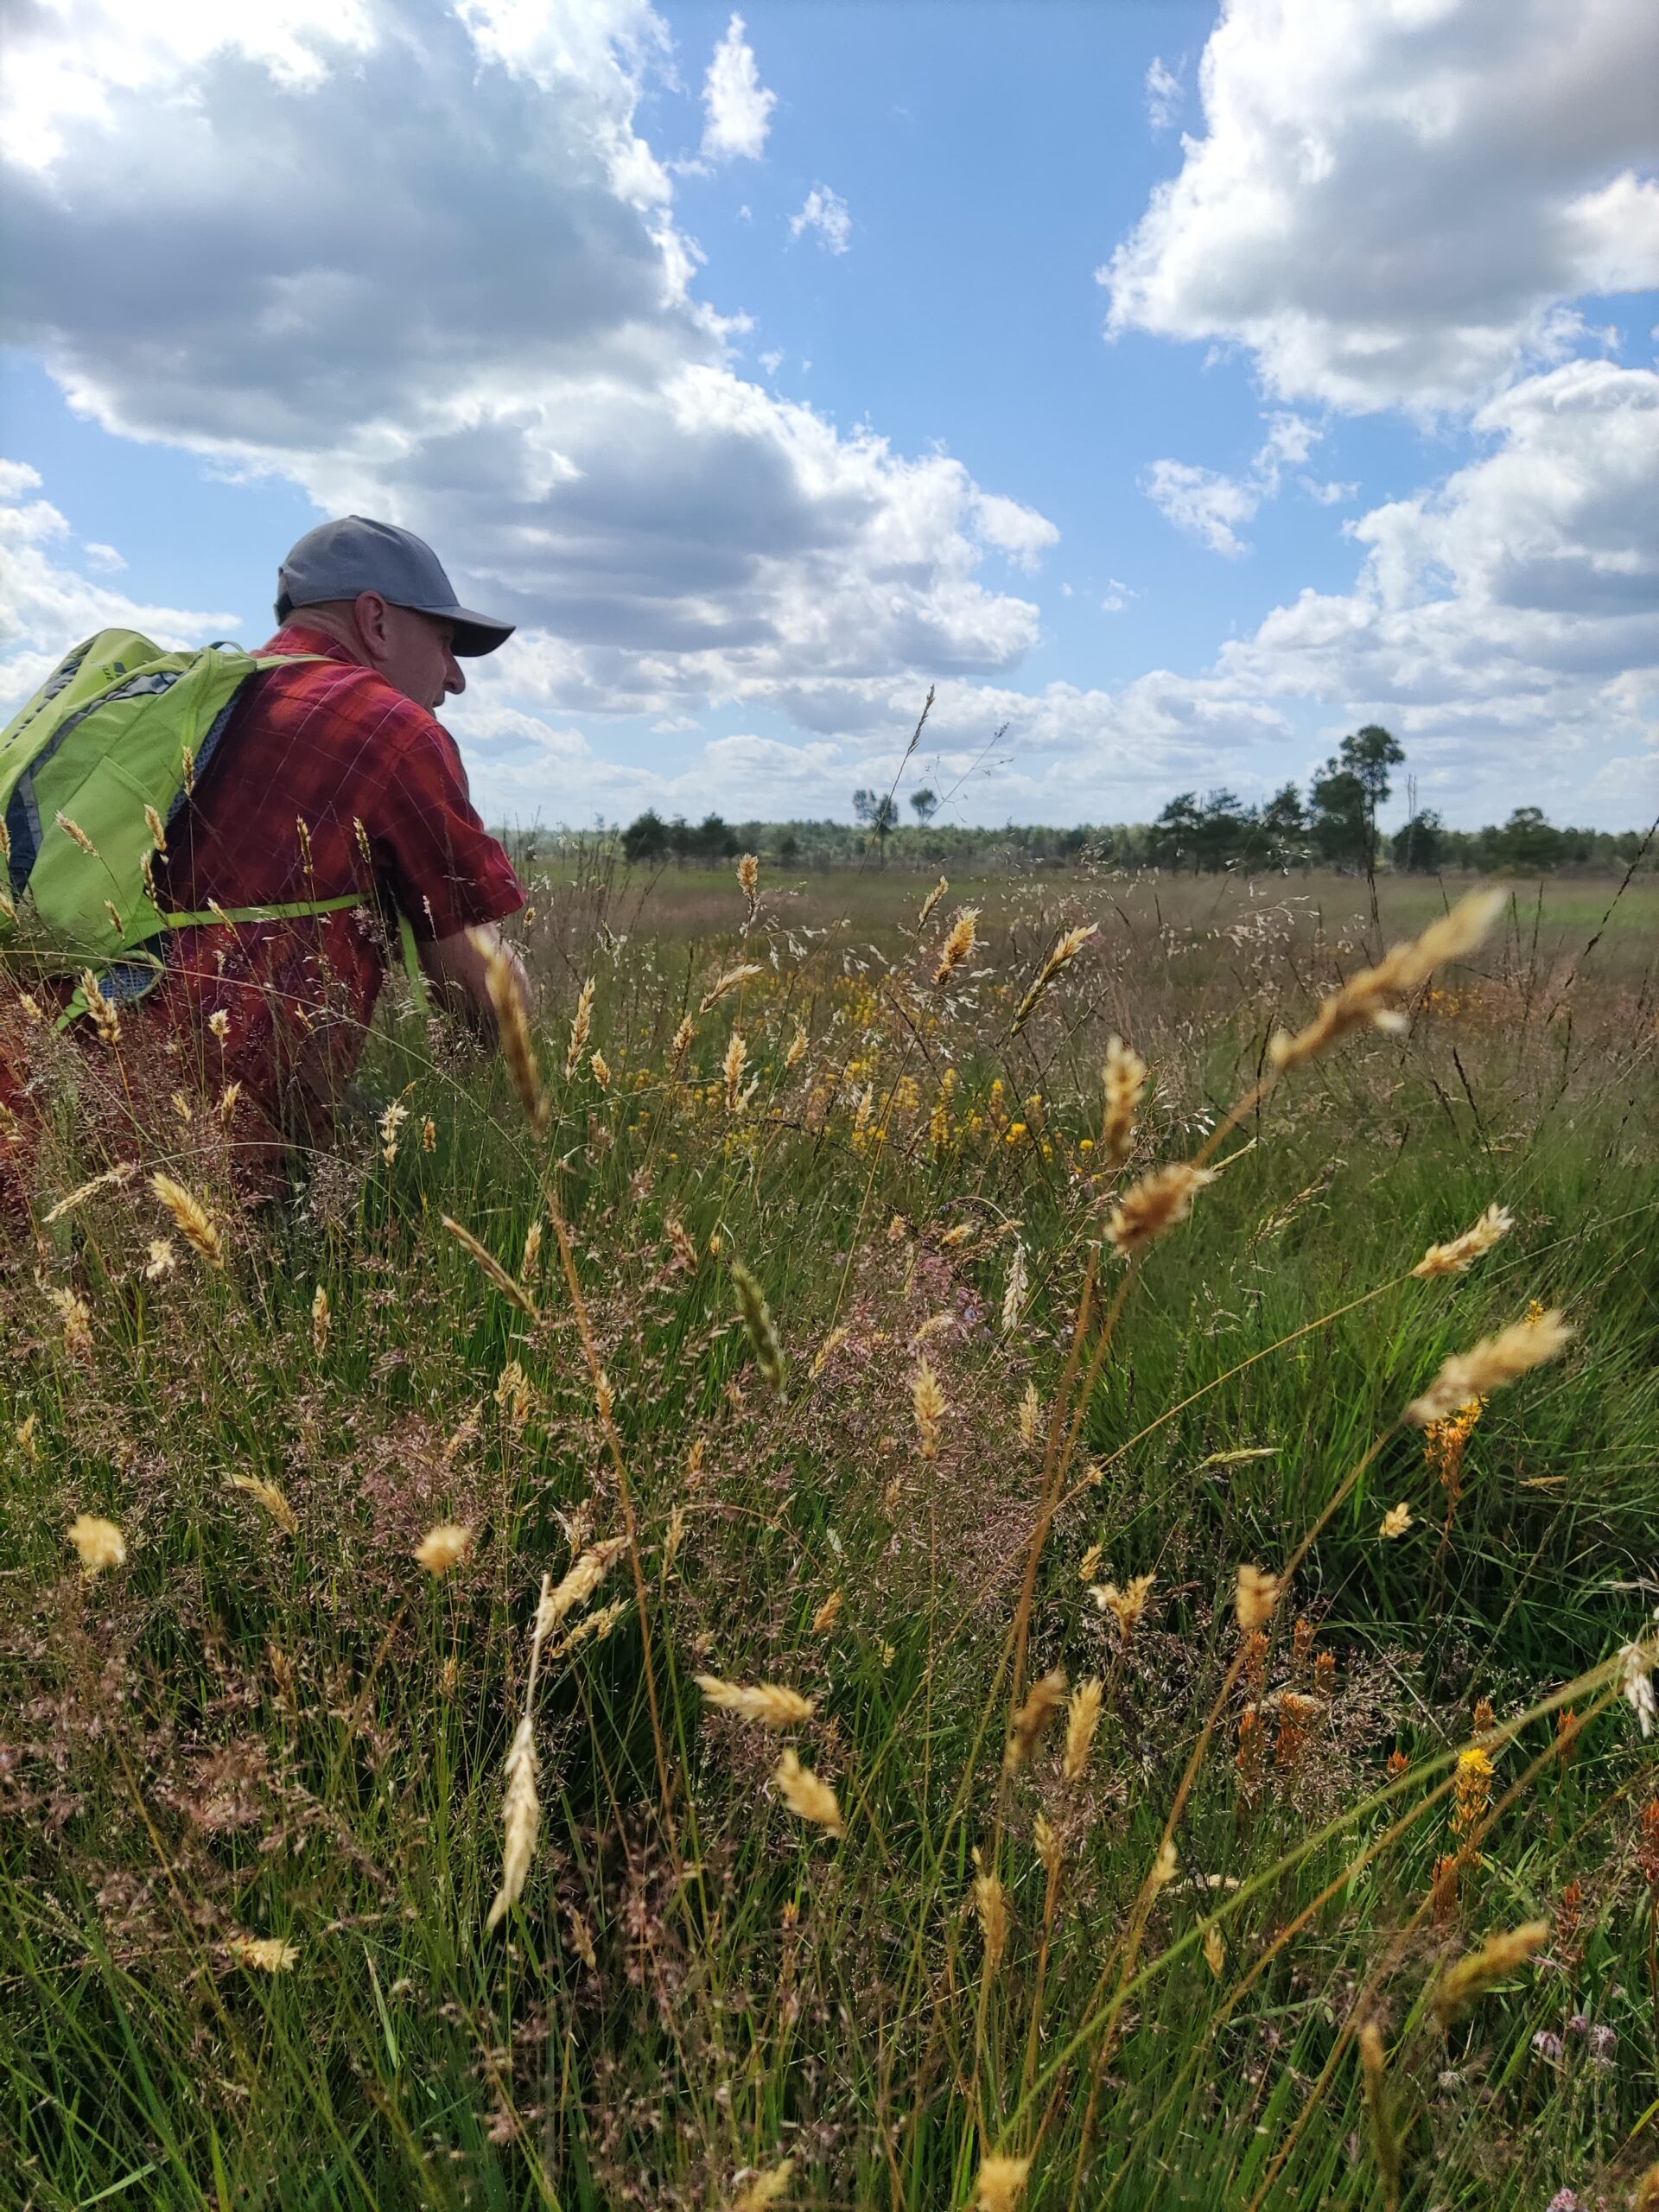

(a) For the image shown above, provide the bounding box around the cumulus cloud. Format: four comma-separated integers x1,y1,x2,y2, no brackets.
701,12,774,163
1143,411,1332,556
1144,55,1182,133
789,184,852,255
1104,0,1659,414
0,0,1044,728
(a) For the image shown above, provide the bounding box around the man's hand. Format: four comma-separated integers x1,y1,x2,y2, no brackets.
419,924,531,1036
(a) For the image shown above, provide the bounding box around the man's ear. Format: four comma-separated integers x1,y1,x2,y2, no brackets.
353,592,392,661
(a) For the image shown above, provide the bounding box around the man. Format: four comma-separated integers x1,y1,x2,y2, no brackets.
142,515,530,1174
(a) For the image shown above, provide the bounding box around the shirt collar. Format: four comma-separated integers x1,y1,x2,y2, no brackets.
262,621,365,666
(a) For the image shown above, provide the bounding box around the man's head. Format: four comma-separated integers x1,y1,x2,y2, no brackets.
275,515,513,708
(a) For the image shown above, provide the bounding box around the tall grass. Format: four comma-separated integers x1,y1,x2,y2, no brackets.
2,863,1656,2210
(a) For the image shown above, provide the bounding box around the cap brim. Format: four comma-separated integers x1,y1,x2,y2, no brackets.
445,607,515,657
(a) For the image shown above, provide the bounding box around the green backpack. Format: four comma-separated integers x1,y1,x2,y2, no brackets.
0,629,419,1019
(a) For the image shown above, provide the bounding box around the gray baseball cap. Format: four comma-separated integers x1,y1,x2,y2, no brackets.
276,515,514,656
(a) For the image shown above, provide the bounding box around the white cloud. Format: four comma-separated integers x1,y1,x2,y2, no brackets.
1,1,1046,727
80,539,127,572
701,12,775,163
789,183,851,255
1144,55,1182,133
1143,411,1326,555
1104,0,1659,414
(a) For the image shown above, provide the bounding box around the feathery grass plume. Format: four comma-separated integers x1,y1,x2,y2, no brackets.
911,1355,946,1459
1412,1202,1514,1278
467,930,548,1131
415,1522,473,1574
731,1258,785,1390
228,1473,298,1535
773,1748,844,1835
556,1597,631,1659
1001,1240,1028,1335
1013,922,1097,1032
732,2158,794,2209
67,1514,125,1575
1063,1678,1103,1781
564,976,595,1077
723,1027,749,1111
671,1013,696,1059
1406,1306,1572,1426
43,1160,137,1224
1004,1667,1067,1772
228,1936,298,1974
16,1414,38,1461
47,1287,93,1357
1149,1838,1179,1891
1105,1160,1216,1260
1358,2023,1402,2212
80,969,121,1047
56,811,99,857
696,1675,817,1728
1236,1562,1280,1633
440,1215,539,1318
974,2155,1031,2212
1635,2164,1659,2212
1203,1923,1226,1979
1090,1572,1156,1638
1379,1503,1414,1538
1268,887,1504,1072
219,1080,240,1126
1100,1034,1148,1167
422,1114,436,1151
143,802,167,856
1034,1811,1062,1885
1431,1919,1550,2027
485,1713,540,1932
589,1049,612,1088
737,850,760,922
311,1283,331,1356
378,1099,408,1165
496,1358,534,1429
1018,1381,1040,1446
537,1536,628,1634
149,1173,225,1268
1077,1541,1103,1584
918,873,949,930
975,1866,1010,1967
1621,1639,1657,1738
810,1326,847,1383
933,906,978,986
785,1020,809,1069
811,1590,843,1634
594,1370,615,1422
700,962,763,1014
521,1220,543,1282
662,1503,688,1574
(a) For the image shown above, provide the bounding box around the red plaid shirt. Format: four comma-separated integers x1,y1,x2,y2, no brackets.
145,623,523,1145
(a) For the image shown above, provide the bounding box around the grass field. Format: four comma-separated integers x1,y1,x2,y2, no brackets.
3,861,1657,2210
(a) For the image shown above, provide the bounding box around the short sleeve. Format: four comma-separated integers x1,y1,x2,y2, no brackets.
370,713,524,940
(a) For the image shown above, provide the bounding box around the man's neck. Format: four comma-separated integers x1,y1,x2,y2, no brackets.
279,609,371,666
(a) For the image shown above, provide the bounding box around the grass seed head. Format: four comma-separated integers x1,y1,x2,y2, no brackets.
700,963,764,1014
1013,922,1098,1032
975,1867,1010,1967
228,1936,299,1974
773,1748,843,1835
485,1713,541,1931
1406,1306,1571,1426
1620,1640,1657,1738
537,1537,628,1633
1412,1202,1515,1278
1091,1572,1157,1639
974,2155,1031,2212
723,1027,749,1111
1004,1667,1067,1772
1106,1161,1216,1260
918,874,948,929
564,976,595,1077
1432,1919,1549,2027
934,906,978,986
67,1514,126,1575
469,931,548,1130
811,1591,843,1634
1018,1381,1040,1446
730,1258,785,1390
696,1675,817,1728
1379,1503,1414,1538
1063,1677,1103,1780
1236,1562,1280,1633
47,1287,93,1357
81,969,121,1047
1204,1923,1226,1979
415,1522,474,1574
311,1283,331,1355
1268,887,1505,1072
732,2158,794,2209
228,1473,298,1535
1101,1035,1148,1167
440,1215,539,1317
911,1355,947,1458
149,1173,225,1268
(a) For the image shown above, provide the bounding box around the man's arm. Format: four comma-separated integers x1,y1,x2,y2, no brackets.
419,924,532,1037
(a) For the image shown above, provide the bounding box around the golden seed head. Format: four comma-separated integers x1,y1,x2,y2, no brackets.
485,1713,541,1931
1235,1562,1280,1633
1004,1667,1068,1772
537,1537,628,1633
228,1936,299,1974
564,976,595,1078
441,1214,539,1317
149,1173,225,1268
1432,1920,1549,2026
46,1285,93,1356
1101,1034,1149,1166
311,1282,331,1354
1379,1503,1414,1538
773,1748,843,1834
1105,1161,1216,1259
700,962,763,1014
974,2154,1032,2212
732,2158,795,2210
671,1013,696,1058
1013,922,1098,1031
974,1868,1010,1967
415,1522,474,1574
1204,1923,1226,1979
80,969,121,1046
911,1356,947,1455
811,1590,843,1634
1406,1306,1571,1426
1063,1678,1103,1781
918,874,949,929
590,1049,612,1087
67,1514,126,1575
1018,1380,1040,1446
57,811,99,856
731,1257,785,1390
934,906,979,986
1090,1571,1156,1637
695,1675,817,1728
1413,1202,1515,1279
1034,1812,1062,1881
228,1472,298,1535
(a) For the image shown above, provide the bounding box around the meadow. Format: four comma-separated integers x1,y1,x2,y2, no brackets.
3,856,1657,2211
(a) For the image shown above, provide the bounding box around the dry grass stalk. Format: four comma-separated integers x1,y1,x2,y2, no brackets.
1001,1242,1028,1336
485,1713,540,1932
975,1866,1010,1967
1358,2023,1402,2212
1063,1678,1103,1780
1013,922,1097,1032
1004,1667,1067,1772
1431,1919,1549,2026
1268,887,1504,1072
1090,1572,1156,1638
731,1259,785,1390
228,1473,298,1535
1101,1035,1148,1167
470,931,548,1131
773,1748,843,1835
700,963,764,1014
736,851,760,924
80,969,121,1047
934,907,978,986
918,874,948,929
67,1515,125,1575
1105,1161,1216,1259
440,1215,539,1317
696,1675,817,1727
149,1173,225,1268
415,1522,473,1573
973,2154,1031,2212
43,1161,137,1224
564,977,594,1077
731,2158,794,2209
1406,1306,1571,1426
1236,1563,1280,1632
537,1536,628,1634
1412,1202,1514,1278
911,1356,946,1459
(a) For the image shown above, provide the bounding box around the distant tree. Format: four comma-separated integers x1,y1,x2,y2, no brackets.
693,812,740,862
666,815,693,867
1391,809,1444,873
778,832,800,862
1150,791,1204,871
1489,805,1566,872
853,787,899,861
1194,789,1251,871
910,786,940,824
1320,724,1405,874
621,808,669,866
1259,782,1309,868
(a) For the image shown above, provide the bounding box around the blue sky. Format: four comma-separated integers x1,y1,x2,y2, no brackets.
3,0,1656,831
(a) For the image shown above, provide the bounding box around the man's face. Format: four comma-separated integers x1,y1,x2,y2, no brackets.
376,600,465,709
